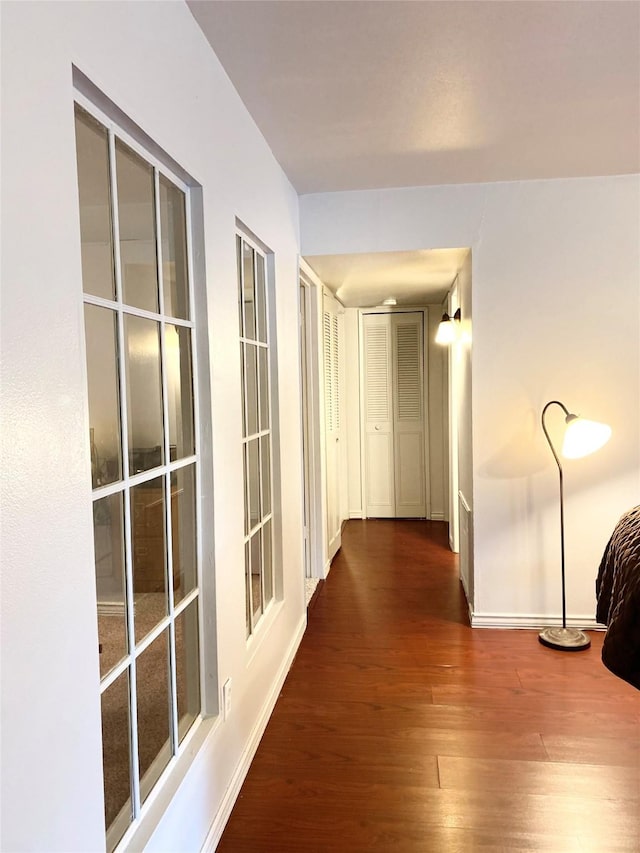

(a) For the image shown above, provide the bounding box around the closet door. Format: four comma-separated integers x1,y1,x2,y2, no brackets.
323,293,342,559
363,314,395,517
392,313,426,517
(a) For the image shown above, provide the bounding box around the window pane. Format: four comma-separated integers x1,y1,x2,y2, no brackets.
101,671,133,850
240,342,246,437
166,325,194,460
84,305,122,487
244,541,251,638
75,106,115,299
261,436,271,518
243,445,249,536
125,315,164,474
94,493,127,679
258,346,269,431
159,175,189,320
256,253,267,343
250,531,262,620
236,235,243,334
242,242,256,340
172,465,197,605
263,518,273,604
175,600,200,743
244,343,258,437
136,630,172,803
248,438,261,530
131,477,168,643
116,139,158,312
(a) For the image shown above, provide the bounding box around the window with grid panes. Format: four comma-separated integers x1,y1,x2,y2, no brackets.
75,101,202,852
236,235,274,636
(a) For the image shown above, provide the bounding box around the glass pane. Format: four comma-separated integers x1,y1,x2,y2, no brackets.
84,305,122,487
258,346,269,431
172,465,197,605
248,438,261,530
256,252,267,343
136,630,172,803
75,106,115,299
240,342,246,437
263,518,273,604
166,325,194,460
244,343,258,437
250,531,262,620
125,315,164,474
116,139,158,312
242,242,256,340
261,436,271,518
244,541,251,637
159,175,189,320
94,494,127,679
236,234,243,335
175,600,200,743
243,445,249,536
131,477,168,643
101,672,133,850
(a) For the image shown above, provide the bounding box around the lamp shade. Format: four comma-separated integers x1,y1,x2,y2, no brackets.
561,415,611,459
435,317,457,345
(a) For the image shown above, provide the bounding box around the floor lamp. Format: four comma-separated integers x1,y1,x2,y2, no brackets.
539,400,611,651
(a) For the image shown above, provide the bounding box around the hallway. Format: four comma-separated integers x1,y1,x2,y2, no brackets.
218,520,639,852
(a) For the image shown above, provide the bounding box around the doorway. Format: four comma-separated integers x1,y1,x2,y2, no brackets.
360,310,427,519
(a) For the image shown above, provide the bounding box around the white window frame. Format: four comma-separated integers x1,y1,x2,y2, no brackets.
236,230,277,638
75,91,207,852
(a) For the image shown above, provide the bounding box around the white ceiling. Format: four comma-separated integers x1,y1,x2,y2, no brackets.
188,0,640,195
187,0,639,306
305,249,469,307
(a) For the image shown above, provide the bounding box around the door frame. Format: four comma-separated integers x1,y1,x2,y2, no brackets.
358,306,431,520
298,261,327,579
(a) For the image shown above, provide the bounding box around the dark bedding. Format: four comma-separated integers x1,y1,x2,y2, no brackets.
595,505,640,690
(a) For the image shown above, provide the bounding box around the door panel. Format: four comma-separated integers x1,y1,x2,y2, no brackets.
393,314,426,517
363,314,394,517
324,293,342,559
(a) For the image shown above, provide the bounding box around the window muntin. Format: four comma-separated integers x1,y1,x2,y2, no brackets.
75,102,202,852
237,236,274,637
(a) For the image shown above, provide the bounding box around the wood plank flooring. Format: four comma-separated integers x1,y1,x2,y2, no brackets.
217,520,639,852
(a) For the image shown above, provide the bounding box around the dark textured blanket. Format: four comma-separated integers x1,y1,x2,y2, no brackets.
595,505,640,690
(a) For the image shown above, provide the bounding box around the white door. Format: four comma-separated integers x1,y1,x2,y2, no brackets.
300,282,312,577
323,292,342,559
363,314,395,517
363,311,426,519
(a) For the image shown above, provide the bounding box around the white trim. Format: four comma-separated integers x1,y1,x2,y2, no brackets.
349,511,363,519
201,615,307,853
471,612,606,630
430,511,445,521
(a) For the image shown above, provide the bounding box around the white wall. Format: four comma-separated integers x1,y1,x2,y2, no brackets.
301,175,640,626
1,2,304,851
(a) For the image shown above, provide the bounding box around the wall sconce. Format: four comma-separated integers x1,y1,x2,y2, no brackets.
539,400,612,651
435,308,461,345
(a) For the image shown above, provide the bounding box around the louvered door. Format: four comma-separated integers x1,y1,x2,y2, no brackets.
323,293,342,559
392,314,426,517
363,311,425,518
363,314,395,517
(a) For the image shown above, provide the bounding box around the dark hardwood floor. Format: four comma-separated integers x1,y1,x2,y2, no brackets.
218,520,639,852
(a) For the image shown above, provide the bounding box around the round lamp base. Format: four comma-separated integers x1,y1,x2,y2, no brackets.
538,627,591,651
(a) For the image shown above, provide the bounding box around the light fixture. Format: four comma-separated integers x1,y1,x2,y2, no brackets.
539,400,612,651
435,308,461,344
382,297,397,306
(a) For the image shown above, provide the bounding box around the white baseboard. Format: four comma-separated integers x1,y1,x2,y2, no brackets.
430,511,445,521
471,612,606,630
349,511,363,519
201,614,307,852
